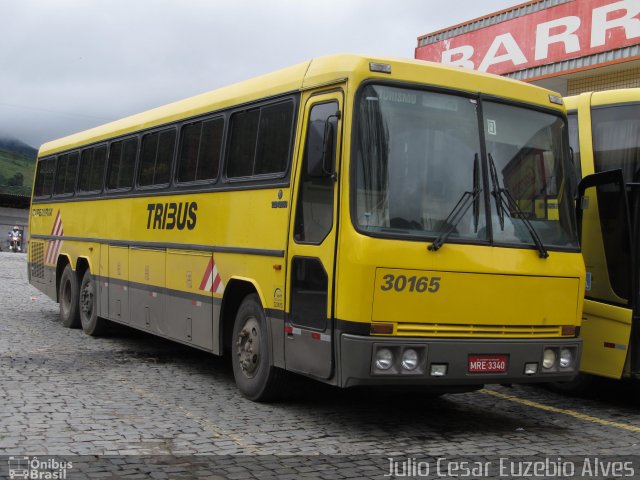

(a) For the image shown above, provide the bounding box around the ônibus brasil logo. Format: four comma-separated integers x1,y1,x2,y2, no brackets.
7,456,72,479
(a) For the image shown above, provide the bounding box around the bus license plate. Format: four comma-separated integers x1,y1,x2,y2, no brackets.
468,354,507,373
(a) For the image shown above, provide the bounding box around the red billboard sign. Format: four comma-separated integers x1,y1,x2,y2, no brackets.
415,0,640,75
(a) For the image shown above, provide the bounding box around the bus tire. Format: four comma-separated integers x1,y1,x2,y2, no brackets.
79,269,109,336
231,293,285,402
547,373,594,395
59,265,81,328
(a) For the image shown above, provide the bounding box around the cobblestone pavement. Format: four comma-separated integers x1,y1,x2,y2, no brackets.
2,252,640,478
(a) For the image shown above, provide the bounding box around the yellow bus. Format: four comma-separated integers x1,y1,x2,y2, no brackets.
29,55,584,401
566,88,639,385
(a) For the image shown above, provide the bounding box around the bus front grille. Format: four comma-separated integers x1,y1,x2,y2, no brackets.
30,241,45,279
393,323,565,338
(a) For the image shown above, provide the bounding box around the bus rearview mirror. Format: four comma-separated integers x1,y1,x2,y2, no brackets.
307,114,339,178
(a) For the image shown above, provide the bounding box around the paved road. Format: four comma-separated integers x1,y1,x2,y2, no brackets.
1,252,640,478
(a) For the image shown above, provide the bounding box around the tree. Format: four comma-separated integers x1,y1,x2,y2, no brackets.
7,172,23,187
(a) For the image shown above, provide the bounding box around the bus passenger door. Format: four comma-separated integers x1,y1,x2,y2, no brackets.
285,92,343,380
577,170,633,378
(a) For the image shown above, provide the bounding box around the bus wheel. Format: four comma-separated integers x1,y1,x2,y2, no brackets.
547,373,594,395
231,294,285,401
79,270,109,336
59,265,81,328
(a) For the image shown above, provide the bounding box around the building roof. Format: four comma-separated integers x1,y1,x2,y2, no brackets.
416,0,640,81
417,0,571,47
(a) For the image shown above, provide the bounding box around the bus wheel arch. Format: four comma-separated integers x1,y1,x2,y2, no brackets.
220,279,265,353
75,257,92,282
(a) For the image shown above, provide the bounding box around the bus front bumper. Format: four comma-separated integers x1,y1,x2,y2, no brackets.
338,334,581,388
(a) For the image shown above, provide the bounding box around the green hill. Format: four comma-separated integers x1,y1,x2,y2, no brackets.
0,137,37,197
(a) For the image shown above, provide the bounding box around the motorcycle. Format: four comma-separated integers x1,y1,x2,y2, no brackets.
9,232,21,252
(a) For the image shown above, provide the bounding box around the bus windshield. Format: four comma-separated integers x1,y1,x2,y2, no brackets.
483,101,578,249
353,84,579,250
588,103,640,304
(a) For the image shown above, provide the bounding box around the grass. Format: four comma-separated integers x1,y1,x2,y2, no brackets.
0,149,35,197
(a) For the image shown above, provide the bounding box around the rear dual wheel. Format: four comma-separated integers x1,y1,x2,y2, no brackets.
59,265,80,328
79,269,109,336
59,265,108,336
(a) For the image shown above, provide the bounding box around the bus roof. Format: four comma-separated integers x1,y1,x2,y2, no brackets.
39,54,564,156
565,88,640,111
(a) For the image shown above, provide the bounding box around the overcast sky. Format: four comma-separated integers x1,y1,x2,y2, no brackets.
1,0,520,148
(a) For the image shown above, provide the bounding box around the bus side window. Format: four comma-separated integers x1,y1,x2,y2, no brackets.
592,105,640,182
255,101,294,175
227,100,294,179
91,146,107,191
78,145,107,193
34,157,56,198
138,129,176,187
107,138,138,190
78,148,95,192
227,109,259,178
197,119,223,180
53,154,67,195
294,101,338,244
177,117,223,183
53,152,79,196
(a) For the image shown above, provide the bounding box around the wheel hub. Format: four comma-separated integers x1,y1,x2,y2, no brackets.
235,317,261,378
80,282,93,316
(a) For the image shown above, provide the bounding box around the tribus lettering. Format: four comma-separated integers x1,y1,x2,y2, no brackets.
146,202,197,230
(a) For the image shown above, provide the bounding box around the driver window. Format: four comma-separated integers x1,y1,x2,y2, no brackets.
293,101,338,244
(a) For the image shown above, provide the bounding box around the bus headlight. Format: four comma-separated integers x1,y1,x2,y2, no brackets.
559,348,573,368
401,349,419,371
375,348,394,370
543,348,557,369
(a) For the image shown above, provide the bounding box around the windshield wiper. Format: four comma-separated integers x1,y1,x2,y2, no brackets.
428,188,481,252
429,154,482,252
488,152,505,230
488,153,549,259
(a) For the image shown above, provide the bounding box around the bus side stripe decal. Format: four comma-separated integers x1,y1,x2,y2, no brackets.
199,258,214,291
45,213,57,263
199,257,225,294
50,227,63,264
211,262,223,293
211,273,221,293
46,210,63,264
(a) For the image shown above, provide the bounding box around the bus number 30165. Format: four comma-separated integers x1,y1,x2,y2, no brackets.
380,275,441,293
